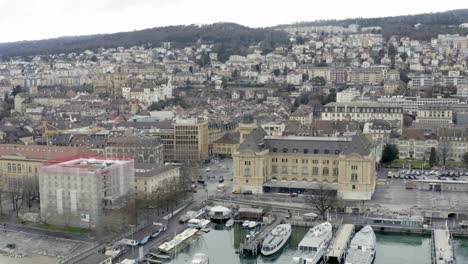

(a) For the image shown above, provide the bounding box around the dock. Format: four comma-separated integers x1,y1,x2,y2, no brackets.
432,228,456,264
238,216,280,256
324,224,355,263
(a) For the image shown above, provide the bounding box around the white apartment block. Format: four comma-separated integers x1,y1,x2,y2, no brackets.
39,156,135,228
337,88,360,102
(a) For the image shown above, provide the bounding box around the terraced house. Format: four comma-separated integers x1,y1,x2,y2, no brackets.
233,128,377,200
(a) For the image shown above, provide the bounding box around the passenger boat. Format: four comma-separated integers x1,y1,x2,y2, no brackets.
344,225,376,264
292,222,333,264
261,223,292,256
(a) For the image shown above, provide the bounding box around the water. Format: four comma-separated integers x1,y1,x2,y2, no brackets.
170,225,468,264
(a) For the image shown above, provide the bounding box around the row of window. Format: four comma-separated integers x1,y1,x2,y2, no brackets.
6,163,37,174
271,148,340,154
272,158,339,165
271,165,339,176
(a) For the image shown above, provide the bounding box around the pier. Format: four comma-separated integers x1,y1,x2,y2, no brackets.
238,217,282,256
432,228,456,264
324,224,355,263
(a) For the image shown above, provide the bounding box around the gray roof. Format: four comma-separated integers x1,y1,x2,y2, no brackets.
264,132,371,156
324,101,401,108
238,128,268,152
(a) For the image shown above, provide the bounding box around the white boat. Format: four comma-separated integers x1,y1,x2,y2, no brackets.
292,222,333,264
344,225,376,264
242,220,258,229
158,228,198,253
225,219,234,228
190,253,209,264
261,223,292,256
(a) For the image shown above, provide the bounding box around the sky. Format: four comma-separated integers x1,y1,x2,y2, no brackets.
0,0,467,43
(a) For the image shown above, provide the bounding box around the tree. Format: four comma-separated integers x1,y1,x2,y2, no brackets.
311,76,326,86
305,184,339,220
460,152,468,165
5,178,26,217
403,114,414,127
381,144,399,163
429,147,438,167
273,69,281,77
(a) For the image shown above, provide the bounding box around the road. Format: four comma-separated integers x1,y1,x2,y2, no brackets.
115,158,233,262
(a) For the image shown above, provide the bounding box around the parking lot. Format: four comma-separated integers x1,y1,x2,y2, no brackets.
385,168,468,181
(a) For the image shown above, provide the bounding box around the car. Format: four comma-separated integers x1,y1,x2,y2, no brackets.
218,177,225,183
242,190,253,195
453,177,458,181
290,192,298,197
232,189,241,194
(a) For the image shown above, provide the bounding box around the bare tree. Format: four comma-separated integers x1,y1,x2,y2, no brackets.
22,177,39,211
5,178,26,217
305,183,339,220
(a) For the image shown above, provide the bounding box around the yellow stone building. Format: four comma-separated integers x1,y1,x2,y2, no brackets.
213,132,240,158
135,164,180,199
233,129,376,200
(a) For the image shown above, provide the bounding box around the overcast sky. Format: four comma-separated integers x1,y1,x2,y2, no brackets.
0,0,467,43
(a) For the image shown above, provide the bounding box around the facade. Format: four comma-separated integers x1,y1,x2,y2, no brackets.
377,96,460,115
212,132,240,158
261,122,286,136
336,88,360,103
321,102,404,129
394,129,439,160
363,120,392,142
233,129,376,200
415,104,453,124
39,155,135,228
135,164,180,198
0,144,95,187
104,136,163,164
349,67,386,85
173,119,209,164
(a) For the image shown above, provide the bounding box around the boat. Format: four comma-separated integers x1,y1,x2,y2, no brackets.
104,245,127,260
261,223,292,256
292,222,333,264
190,253,209,264
344,225,376,264
242,220,258,229
208,206,231,222
158,228,198,253
225,219,234,228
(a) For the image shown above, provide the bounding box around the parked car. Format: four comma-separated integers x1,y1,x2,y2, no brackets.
242,190,253,195
290,192,298,197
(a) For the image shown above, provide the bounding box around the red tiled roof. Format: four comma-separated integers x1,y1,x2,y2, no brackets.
0,144,97,161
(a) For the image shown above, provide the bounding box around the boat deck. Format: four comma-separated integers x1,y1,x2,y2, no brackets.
433,229,455,264
325,224,355,263
239,217,281,255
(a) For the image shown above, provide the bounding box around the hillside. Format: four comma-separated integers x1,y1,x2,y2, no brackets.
0,23,289,61
274,9,468,40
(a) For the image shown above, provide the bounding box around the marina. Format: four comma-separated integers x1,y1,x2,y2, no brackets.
166,224,468,264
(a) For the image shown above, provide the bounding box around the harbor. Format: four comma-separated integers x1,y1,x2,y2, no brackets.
165,224,468,264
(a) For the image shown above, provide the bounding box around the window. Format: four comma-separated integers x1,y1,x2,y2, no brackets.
294,159,298,164
324,149,330,154
272,165,278,173
312,167,318,175
323,160,329,165
282,158,288,163
314,149,319,154
272,148,278,153
304,149,309,154
244,161,251,166
333,160,339,165
351,165,358,170
244,168,251,177
323,167,329,176
283,148,288,153
302,167,308,175
272,158,278,163
351,173,358,182
352,185,356,190
312,160,318,164
12,164,16,173
333,168,339,176
17,164,21,173
292,166,298,174
281,166,288,174
302,159,308,164
7,163,11,173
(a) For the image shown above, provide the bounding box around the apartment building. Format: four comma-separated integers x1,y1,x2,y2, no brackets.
135,163,180,199
377,96,460,115
104,136,163,164
212,132,240,158
0,144,95,187
415,104,453,124
233,129,376,200
39,155,135,228
321,102,404,129
336,88,360,103
349,67,386,85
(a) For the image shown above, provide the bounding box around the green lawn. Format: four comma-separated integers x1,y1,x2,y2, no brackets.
446,161,468,168
36,223,90,233
387,159,431,169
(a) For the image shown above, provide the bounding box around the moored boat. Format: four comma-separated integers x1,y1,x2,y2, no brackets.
344,225,376,264
261,223,292,256
292,222,333,264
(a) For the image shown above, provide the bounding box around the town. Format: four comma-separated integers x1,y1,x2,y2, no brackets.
0,7,468,264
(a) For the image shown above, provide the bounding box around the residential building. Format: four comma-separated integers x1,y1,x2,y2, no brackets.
261,122,286,136
0,144,95,187
212,132,240,158
105,136,163,164
349,67,386,85
135,163,180,199
336,88,360,102
38,155,135,228
321,102,404,129
393,129,438,160
232,129,376,200
415,104,453,124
